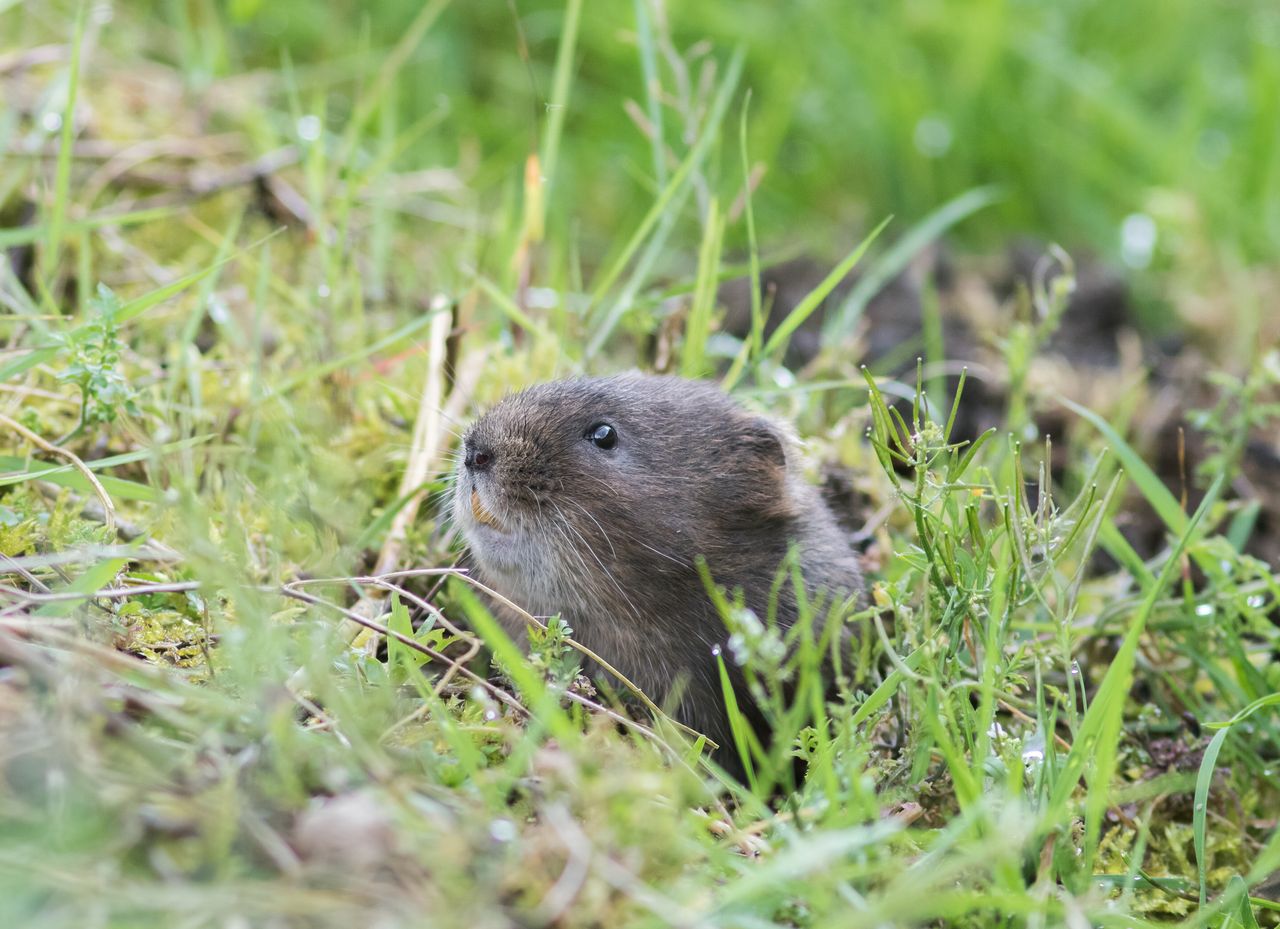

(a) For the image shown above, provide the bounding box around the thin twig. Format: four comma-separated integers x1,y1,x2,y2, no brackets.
0,580,199,605
292,566,712,748
278,585,531,722
0,412,116,534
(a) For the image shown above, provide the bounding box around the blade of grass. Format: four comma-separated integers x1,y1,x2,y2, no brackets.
0,205,179,250
824,185,1002,341
330,0,451,187
34,556,129,618
0,229,283,383
760,216,891,361
539,0,583,213
473,274,553,341
585,47,744,356
633,0,666,189
1060,396,1187,536
452,583,578,745
42,2,86,285
721,91,762,391
0,463,158,503
681,197,723,379
1193,726,1230,908
716,653,759,794
850,644,925,728
268,310,444,397
1048,473,1224,873
0,434,214,483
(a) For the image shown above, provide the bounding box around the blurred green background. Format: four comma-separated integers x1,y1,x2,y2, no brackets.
146,0,1280,277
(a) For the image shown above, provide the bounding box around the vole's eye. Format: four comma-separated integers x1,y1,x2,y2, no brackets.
586,422,617,449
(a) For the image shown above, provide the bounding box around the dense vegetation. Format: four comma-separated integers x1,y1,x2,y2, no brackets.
1,1,1278,926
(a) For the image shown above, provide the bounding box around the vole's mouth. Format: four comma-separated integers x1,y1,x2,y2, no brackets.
470,488,505,531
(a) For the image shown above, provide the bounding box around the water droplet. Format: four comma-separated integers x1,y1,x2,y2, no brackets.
1246,595,1265,609
483,709,498,721
1195,603,1214,617
316,283,331,299
1069,660,1081,676
1194,803,1205,812
296,114,323,142
1119,213,1157,269
40,112,62,133
489,819,516,842
208,296,230,324
771,367,796,389
525,287,558,310
710,643,721,657
913,115,953,158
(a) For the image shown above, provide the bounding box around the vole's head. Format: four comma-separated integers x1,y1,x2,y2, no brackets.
452,374,797,610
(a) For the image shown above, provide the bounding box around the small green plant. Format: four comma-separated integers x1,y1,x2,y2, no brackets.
1190,348,1280,484
54,283,140,440
522,614,582,691
485,608,583,696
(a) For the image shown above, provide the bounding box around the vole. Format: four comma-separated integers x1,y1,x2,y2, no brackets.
451,374,863,774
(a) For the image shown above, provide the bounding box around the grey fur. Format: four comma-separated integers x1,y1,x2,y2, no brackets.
452,374,863,762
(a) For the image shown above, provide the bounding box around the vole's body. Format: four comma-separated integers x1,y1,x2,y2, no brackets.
453,374,862,766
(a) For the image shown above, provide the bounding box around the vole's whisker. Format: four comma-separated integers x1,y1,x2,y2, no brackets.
552,502,643,624
561,498,618,560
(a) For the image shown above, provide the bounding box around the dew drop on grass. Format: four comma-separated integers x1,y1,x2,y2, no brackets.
1069,660,1081,676
1120,213,1157,269
913,115,953,158
296,114,323,142
483,709,498,722
40,112,62,132
710,643,721,657
489,819,516,843
526,287,558,310
771,367,796,389
1195,603,1214,617
316,284,331,299
208,296,230,324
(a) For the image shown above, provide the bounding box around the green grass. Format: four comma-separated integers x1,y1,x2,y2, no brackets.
2,1,1279,927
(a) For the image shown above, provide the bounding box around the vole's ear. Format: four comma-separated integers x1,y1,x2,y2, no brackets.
716,419,793,527
727,417,793,519
738,417,789,474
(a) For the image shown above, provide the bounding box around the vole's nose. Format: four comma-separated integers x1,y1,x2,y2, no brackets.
464,438,495,472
